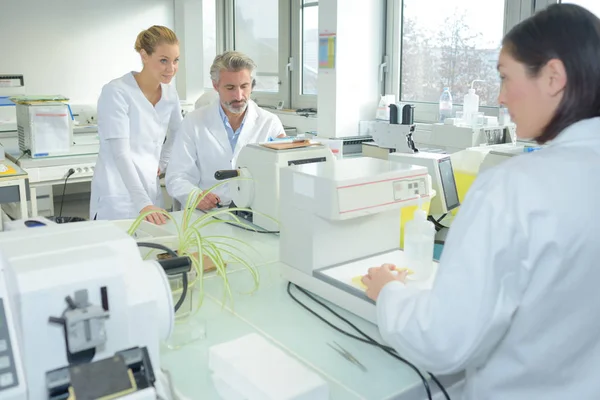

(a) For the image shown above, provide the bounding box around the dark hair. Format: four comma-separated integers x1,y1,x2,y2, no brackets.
502,4,600,143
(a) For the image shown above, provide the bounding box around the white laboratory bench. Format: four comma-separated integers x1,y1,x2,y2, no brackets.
3,128,99,216
139,211,464,400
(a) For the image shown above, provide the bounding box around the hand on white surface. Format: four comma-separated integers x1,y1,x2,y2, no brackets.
140,205,167,225
362,263,408,301
196,192,220,210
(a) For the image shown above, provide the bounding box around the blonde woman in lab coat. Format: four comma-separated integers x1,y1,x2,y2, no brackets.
90,26,182,224
362,4,600,399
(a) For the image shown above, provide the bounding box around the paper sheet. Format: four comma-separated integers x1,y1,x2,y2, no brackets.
32,106,70,154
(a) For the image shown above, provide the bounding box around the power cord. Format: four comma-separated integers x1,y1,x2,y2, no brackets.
15,149,30,162
429,214,448,232
136,242,188,313
58,168,75,217
287,282,450,400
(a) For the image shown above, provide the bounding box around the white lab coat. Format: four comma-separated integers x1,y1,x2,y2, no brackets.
165,99,284,207
377,117,600,399
90,72,182,220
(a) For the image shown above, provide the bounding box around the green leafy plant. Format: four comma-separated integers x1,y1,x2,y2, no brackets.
126,179,272,314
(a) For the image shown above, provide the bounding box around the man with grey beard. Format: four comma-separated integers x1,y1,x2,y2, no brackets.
166,51,286,210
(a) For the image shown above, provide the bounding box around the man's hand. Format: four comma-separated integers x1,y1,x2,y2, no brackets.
196,192,220,210
361,264,409,301
140,205,167,225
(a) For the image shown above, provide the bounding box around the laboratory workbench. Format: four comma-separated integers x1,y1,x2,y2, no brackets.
149,211,464,400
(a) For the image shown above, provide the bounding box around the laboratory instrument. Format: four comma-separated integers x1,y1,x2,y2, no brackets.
16,102,73,158
214,142,335,231
389,152,460,215
368,107,461,216
279,157,436,324
0,221,185,399
412,122,516,154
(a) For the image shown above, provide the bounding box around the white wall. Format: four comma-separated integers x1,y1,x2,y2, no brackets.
0,0,175,105
317,0,384,138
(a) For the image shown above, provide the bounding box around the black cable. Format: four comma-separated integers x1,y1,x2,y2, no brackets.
197,208,280,234
287,282,451,400
428,215,448,232
15,150,29,162
58,168,75,217
286,283,431,399
136,242,188,313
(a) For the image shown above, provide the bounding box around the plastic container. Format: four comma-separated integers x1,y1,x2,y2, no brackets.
403,207,435,281
439,88,453,123
462,80,483,125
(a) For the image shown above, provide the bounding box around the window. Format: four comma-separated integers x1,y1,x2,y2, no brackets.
561,0,600,16
302,1,319,95
400,0,505,108
234,0,280,93
203,0,217,88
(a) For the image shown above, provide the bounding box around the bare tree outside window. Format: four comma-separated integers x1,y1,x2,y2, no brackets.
401,0,504,107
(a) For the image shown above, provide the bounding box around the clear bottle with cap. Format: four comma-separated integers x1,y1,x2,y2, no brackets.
403,204,435,281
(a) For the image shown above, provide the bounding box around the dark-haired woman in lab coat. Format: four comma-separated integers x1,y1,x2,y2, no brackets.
362,4,600,399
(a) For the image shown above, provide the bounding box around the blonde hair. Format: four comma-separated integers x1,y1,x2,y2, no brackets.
134,25,178,55
210,51,257,82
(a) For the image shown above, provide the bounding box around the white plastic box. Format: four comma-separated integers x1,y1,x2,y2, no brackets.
209,333,329,400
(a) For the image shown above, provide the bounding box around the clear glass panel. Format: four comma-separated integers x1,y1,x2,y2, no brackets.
561,0,600,17
302,5,319,95
400,0,505,106
203,0,217,88
234,0,279,93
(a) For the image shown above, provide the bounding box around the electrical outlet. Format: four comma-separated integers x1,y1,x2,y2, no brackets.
0,75,24,88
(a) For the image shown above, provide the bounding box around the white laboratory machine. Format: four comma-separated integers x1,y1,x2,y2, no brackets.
215,142,335,232
368,110,461,216
389,152,460,215
412,122,516,154
0,221,184,399
279,157,435,324
16,102,74,158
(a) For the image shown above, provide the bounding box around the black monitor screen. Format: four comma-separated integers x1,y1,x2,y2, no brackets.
438,158,460,211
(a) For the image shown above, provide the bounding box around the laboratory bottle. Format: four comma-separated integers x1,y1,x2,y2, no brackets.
439,87,453,123
462,80,483,125
403,208,435,281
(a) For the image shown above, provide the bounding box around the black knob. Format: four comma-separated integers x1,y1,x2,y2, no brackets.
214,169,239,180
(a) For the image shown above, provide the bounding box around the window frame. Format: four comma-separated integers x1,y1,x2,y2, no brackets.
291,0,319,109
222,0,291,108
384,0,538,123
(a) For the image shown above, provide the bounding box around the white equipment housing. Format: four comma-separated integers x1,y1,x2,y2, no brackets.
16,102,73,158
413,123,514,153
389,152,460,215
231,143,335,231
0,222,174,399
370,121,461,215
279,157,435,324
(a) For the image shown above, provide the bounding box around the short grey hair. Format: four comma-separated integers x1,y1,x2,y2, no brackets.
210,51,257,82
